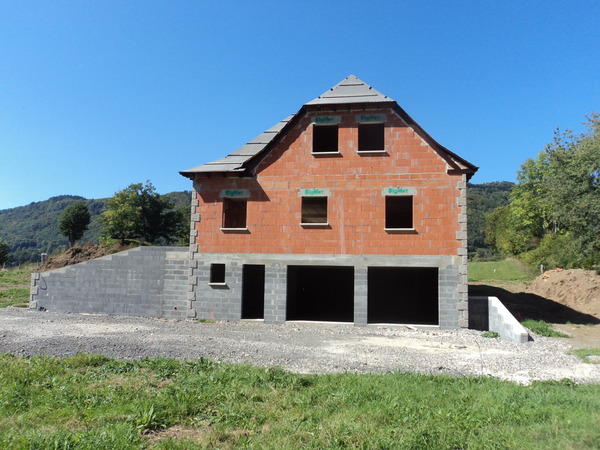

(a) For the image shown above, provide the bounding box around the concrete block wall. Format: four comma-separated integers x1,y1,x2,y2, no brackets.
30,247,190,318
456,174,469,328
263,264,286,323
469,296,530,343
190,252,464,329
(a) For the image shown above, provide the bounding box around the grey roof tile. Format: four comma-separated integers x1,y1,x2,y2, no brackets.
306,75,393,105
180,115,295,175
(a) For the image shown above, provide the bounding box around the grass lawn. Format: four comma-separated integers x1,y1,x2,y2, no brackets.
468,259,535,283
0,354,599,449
0,267,32,308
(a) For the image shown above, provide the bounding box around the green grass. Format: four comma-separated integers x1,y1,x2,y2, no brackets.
0,354,599,449
481,331,500,338
468,260,535,282
521,319,570,338
0,288,30,307
0,268,32,307
572,348,600,364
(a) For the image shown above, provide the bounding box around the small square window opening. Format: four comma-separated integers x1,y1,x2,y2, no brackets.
313,125,338,153
385,196,413,229
301,197,328,224
222,198,247,229
358,123,384,151
210,263,226,284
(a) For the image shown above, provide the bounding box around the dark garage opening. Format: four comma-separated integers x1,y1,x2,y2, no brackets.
242,265,265,319
287,266,354,322
368,267,438,325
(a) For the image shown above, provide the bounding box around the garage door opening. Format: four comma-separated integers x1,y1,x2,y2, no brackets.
286,266,354,322
242,265,265,319
368,267,438,325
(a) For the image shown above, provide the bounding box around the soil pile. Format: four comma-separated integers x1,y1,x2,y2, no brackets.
470,268,600,324
38,243,128,271
526,269,600,318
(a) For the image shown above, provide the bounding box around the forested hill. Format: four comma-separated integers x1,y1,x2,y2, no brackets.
467,181,514,257
0,192,191,265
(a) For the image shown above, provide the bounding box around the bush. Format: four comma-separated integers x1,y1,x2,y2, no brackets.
521,233,598,270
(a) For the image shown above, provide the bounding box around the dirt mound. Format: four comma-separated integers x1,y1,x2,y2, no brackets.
38,243,128,271
470,268,600,324
526,269,600,318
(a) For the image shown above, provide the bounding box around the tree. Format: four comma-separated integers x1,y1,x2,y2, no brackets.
486,113,600,268
58,201,91,248
0,238,9,267
100,181,182,245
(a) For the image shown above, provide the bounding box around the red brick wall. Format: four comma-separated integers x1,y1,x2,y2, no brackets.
194,108,462,256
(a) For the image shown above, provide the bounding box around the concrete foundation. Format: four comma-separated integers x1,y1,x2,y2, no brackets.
190,252,465,329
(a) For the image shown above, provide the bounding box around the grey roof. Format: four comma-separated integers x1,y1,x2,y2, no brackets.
306,74,393,105
180,115,294,174
180,75,478,178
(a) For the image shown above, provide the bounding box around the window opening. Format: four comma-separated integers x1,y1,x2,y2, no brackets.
313,125,338,153
358,123,385,151
385,196,413,229
210,264,226,284
222,198,247,229
301,197,328,224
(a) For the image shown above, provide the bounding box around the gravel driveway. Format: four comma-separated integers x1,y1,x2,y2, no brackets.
1,308,598,385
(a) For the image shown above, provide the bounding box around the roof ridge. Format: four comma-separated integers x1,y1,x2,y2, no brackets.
306,75,392,105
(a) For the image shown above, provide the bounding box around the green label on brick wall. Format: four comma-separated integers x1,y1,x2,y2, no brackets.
299,188,330,197
357,114,386,123
383,187,416,196
312,115,341,125
220,189,250,198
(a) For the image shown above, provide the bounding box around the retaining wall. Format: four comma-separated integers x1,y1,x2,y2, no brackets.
30,247,191,319
469,296,530,343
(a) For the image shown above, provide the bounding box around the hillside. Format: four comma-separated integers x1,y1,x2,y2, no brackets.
467,181,514,258
0,192,191,265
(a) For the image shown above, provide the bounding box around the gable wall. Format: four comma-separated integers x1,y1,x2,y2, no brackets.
193,108,462,256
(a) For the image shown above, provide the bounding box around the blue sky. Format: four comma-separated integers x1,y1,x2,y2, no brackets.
1,1,598,210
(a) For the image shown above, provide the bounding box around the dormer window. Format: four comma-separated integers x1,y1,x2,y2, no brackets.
312,116,341,154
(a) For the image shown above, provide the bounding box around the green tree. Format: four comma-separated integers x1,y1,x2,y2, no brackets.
487,113,600,268
100,181,182,245
0,238,9,267
58,201,91,248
